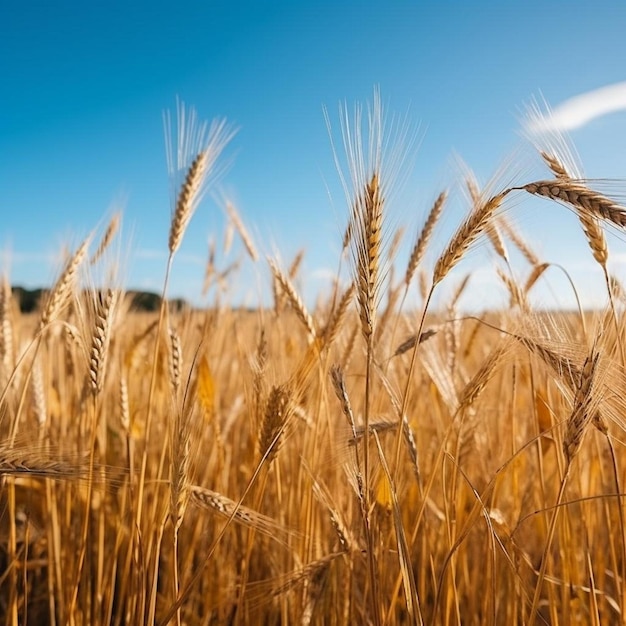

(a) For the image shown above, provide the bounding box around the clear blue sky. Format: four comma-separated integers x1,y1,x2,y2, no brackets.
3,1,626,309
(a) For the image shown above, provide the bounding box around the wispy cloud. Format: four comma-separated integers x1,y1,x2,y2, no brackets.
529,82,626,133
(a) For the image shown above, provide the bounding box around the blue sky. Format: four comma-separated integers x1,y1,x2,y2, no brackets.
3,2,626,310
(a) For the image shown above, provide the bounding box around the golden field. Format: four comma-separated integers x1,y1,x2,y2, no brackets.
2,97,626,625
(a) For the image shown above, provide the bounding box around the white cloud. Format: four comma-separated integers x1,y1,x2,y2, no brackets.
529,82,626,133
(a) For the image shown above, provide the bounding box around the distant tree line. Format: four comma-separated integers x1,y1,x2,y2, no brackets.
11,287,188,314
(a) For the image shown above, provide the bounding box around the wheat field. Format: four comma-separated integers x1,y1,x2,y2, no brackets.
3,96,626,625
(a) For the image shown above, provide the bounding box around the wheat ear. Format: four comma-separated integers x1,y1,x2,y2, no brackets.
166,107,235,257
563,349,601,464
40,238,90,328
521,179,626,229
190,485,295,543
539,152,608,266
405,190,447,288
258,384,292,466
168,326,182,395
90,212,120,265
226,202,258,262
353,172,383,339
433,191,508,286
321,282,355,346
500,218,540,266
486,222,509,263
268,259,316,340
170,399,193,533
0,275,14,374
528,343,603,626
169,151,209,255
88,289,118,396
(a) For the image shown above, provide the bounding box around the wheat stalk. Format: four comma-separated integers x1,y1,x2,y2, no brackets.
202,236,216,296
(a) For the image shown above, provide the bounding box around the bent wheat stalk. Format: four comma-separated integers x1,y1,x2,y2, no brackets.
528,345,602,626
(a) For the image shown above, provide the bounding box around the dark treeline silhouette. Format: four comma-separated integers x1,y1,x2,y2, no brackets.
11,287,188,314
